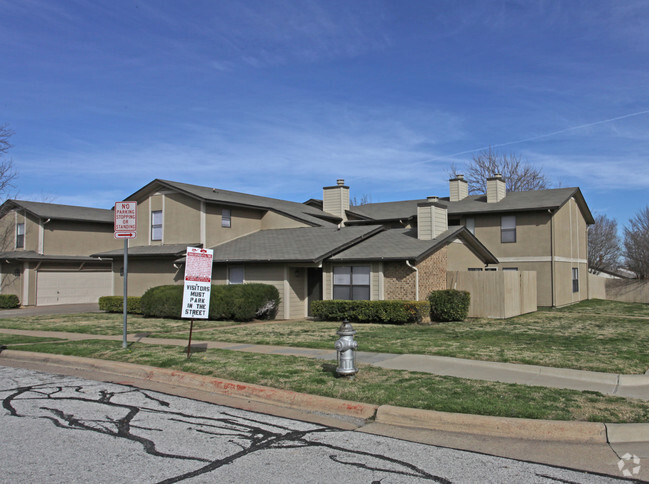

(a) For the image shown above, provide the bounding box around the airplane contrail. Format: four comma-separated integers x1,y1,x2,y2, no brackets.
448,109,649,158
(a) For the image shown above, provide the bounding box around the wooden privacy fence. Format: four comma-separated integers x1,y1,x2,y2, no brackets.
446,271,537,319
605,278,649,304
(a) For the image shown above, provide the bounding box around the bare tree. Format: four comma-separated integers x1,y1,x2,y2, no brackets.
350,193,372,207
588,214,621,274
0,125,17,201
624,206,649,279
450,147,550,194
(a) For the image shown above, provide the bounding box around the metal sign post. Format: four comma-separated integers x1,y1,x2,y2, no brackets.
123,238,128,349
114,201,137,349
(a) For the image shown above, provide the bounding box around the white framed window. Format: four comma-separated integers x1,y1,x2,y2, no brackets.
572,268,579,293
485,267,497,271
15,222,24,249
222,208,231,228
228,265,244,285
468,268,483,272
501,215,516,243
502,267,519,272
151,210,163,241
465,217,475,235
333,265,370,300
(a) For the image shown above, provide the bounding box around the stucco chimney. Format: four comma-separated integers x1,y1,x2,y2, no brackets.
487,174,506,203
449,174,468,202
417,198,448,240
323,179,350,222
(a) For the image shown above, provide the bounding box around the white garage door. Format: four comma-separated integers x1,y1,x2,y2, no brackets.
37,271,113,306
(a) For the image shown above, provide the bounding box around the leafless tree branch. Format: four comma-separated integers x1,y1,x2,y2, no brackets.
450,147,550,194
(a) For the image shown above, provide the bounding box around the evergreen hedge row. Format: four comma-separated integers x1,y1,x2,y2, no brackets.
0,294,20,309
98,296,142,314
138,283,280,322
428,289,471,321
311,300,430,324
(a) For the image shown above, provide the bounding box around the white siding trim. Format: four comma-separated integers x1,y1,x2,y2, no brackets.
22,262,29,304
498,256,587,264
283,266,290,319
200,200,206,247
379,262,384,300
38,219,44,254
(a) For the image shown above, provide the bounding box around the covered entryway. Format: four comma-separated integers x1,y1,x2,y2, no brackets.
307,268,323,317
36,271,112,305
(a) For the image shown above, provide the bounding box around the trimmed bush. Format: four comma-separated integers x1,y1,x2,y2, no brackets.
0,294,20,309
428,289,471,322
210,284,280,322
311,300,430,324
140,283,280,322
98,296,142,314
140,285,184,319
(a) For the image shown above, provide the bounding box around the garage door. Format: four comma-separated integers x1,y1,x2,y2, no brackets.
36,271,113,306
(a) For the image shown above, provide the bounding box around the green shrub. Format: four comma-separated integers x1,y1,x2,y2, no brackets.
140,283,281,322
140,285,184,319
311,300,429,324
209,283,280,322
0,294,20,309
428,289,471,322
98,296,142,314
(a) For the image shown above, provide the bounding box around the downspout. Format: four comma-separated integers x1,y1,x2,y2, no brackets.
405,260,419,301
549,209,555,307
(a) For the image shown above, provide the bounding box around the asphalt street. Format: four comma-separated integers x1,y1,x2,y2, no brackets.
1,366,638,483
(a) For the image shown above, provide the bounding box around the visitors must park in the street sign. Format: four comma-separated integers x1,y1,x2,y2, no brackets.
114,201,137,239
182,247,213,319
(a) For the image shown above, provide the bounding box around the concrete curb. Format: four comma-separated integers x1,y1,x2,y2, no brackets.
2,350,647,444
375,405,607,443
0,350,377,420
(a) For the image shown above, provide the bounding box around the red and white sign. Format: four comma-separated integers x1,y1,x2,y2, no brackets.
114,201,137,239
182,247,213,319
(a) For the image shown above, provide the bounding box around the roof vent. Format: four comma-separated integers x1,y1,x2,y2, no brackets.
337,179,345,186
427,196,439,203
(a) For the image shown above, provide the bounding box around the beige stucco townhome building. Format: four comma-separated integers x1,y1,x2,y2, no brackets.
0,200,120,305
0,175,593,315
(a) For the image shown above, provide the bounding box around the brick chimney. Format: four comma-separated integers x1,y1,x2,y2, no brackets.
487,174,506,203
417,198,448,240
449,174,468,202
323,179,350,222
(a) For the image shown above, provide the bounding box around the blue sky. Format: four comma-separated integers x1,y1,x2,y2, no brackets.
2,0,648,227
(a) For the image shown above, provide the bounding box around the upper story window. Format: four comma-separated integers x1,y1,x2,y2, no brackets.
572,268,579,293
222,208,231,228
151,210,162,241
15,223,24,248
501,215,516,243
228,265,244,285
502,267,519,272
333,266,370,300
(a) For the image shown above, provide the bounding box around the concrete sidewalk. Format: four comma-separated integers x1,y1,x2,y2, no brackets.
3,328,649,401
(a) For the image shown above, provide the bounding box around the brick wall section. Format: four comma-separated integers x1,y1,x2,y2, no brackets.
384,262,417,300
384,247,448,301
417,246,447,299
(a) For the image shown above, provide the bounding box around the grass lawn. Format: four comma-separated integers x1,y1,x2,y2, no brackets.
2,299,648,374
0,333,63,345
151,299,649,374
9,339,649,423
0,312,239,335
